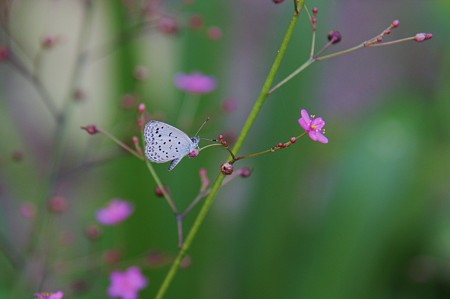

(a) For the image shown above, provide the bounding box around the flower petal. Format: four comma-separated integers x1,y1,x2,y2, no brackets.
315,132,329,144
298,118,310,131
300,109,311,123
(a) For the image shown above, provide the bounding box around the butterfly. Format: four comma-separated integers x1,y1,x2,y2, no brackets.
144,119,208,170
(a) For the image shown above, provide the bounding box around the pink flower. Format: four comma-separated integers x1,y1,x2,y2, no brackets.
298,109,328,144
34,291,64,299
174,72,216,94
108,266,148,299
96,199,133,225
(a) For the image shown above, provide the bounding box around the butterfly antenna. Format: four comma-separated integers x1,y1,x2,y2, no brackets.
194,117,210,137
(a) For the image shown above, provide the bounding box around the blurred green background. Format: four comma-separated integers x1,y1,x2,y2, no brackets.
1,0,449,298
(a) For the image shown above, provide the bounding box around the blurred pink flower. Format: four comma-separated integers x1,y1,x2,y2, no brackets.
174,72,216,94
20,201,37,219
108,266,148,299
96,199,133,225
34,291,64,299
298,109,328,144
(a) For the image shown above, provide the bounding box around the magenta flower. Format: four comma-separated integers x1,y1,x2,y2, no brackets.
108,266,148,299
96,199,133,225
174,72,216,94
298,109,328,144
34,291,64,299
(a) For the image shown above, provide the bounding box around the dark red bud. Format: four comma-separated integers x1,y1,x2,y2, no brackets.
155,185,169,197
327,31,342,44
85,225,101,241
81,125,98,135
221,162,234,175
48,196,68,214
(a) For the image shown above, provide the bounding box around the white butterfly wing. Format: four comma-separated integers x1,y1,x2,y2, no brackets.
144,120,194,164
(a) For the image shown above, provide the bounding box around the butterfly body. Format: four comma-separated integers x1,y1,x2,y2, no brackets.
144,120,199,170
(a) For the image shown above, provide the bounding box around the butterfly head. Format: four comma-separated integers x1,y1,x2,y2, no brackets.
188,137,200,158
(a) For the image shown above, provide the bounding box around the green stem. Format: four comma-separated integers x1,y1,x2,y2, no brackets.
96,127,144,161
234,132,306,161
144,160,179,214
268,58,314,95
155,3,304,298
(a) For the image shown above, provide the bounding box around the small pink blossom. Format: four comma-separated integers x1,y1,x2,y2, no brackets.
96,199,133,225
108,266,148,299
174,72,216,94
298,109,328,144
207,26,222,40
20,202,37,219
34,291,64,299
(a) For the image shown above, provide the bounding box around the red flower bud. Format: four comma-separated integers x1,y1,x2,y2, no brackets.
81,125,98,135
327,31,342,44
221,162,234,175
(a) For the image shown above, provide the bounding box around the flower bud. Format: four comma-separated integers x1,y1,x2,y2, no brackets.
85,224,101,241
138,103,146,113
41,35,60,49
414,33,432,42
104,249,121,265
221,162,234,175
327,31,342,44
207,26,222,40
81,125,98,135
134,66,149,81
272,0,284,3
48,196,68,214
158,17,179,34
155,185,169,197
180,255,192,268
188,14,203,30
147,250,165,267
312,7,318,15
188,148,199,158
391,20,400,28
